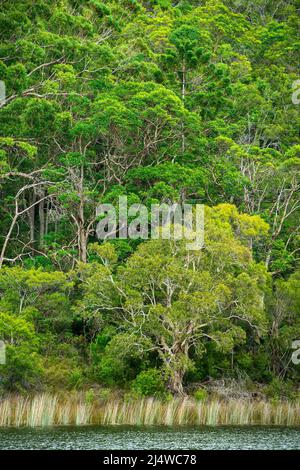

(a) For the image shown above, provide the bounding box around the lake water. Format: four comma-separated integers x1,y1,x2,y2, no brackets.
0,426,299,450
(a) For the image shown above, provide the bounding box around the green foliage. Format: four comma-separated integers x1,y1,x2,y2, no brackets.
264,378,298,401
80,205,270,394
0,311,42,391
131,369,166,397
85,388,95,404
91,332,149,386
69,368,84,390
193,389,208,401
0,0,299,398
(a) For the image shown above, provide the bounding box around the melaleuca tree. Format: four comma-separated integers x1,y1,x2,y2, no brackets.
76,205,269,395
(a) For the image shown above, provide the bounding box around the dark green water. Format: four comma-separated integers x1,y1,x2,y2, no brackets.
0,426,299,450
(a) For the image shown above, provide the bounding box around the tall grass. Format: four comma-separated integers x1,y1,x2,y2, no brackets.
0,394,299,427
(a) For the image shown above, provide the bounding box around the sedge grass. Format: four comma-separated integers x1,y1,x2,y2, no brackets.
0,394,299,427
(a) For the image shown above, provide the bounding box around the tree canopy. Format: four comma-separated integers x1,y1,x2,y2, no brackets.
0,0,299,397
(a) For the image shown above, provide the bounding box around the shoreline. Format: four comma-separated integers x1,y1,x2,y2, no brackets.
0,394,299,428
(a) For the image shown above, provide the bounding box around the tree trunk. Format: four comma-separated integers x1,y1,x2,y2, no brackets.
162,338,189,396
0,212,18,268
77,163,87,263
181,61,186,154
28,189,36,243
38,191,45,248
45,199,49,237
169,369,185,396
78,222,87,263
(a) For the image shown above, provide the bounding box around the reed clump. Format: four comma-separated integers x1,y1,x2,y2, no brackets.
0,394,299,427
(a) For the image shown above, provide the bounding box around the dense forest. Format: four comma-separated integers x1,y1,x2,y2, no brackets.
0,0,299,401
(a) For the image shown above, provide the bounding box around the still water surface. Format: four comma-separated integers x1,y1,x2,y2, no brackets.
0,425,299,450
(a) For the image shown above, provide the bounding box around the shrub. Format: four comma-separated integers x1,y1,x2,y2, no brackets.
68,368,84,389
95,356,128,386
264,378,297,401
85,389,95,404
193,388,208,401
131,368,166,397
92,332,148,386
98,388,111,401
2,345,43,392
